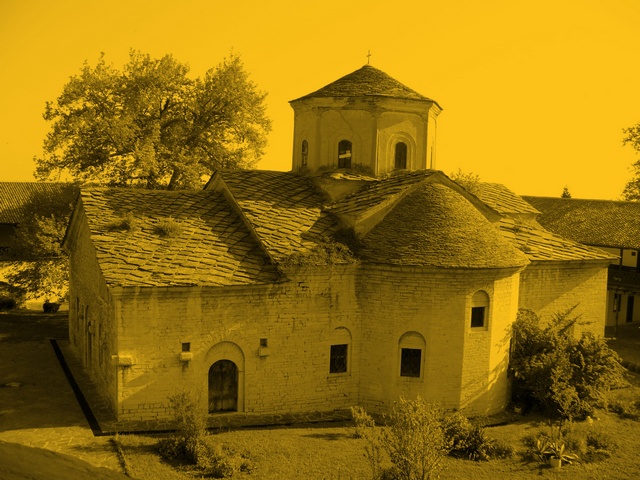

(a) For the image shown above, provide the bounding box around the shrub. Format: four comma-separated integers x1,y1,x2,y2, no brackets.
0,296,16,311
350,405,376,438
382,396,449,479
509,307,626,420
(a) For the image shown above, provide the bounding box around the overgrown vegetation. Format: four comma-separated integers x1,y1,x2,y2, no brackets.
154,217,183,238
509,307,626,420
282,238,358,267
156,390,252,478
106,212,138,232
352,398,511,480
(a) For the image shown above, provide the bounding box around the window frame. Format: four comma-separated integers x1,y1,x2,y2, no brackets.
394,142,408,170
338,140,352,169
329,343,349,374
470,290,490,331
397,332,426,381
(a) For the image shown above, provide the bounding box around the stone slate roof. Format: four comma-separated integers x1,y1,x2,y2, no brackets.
78,188,280,287
496,217,616,262
523,196,640,250
213,170,344,263
0,182,70,224
475,183,540,216
291,65,439,105
360,183,529,268
328,170,438,218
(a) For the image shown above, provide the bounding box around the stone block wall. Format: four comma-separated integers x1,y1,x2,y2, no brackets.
518,262,609,337
357,265,522,417
66,207,118,415
112,267,361,421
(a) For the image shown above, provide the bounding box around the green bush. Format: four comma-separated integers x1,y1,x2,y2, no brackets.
509,307,626,420
350,405,376,438
0,296,17,311
383,397,449,479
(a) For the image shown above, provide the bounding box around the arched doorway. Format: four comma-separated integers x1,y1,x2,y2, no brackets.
208,360,238,413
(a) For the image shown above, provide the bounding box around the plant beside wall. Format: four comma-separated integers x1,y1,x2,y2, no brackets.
509,307,626,420
157,390,253,478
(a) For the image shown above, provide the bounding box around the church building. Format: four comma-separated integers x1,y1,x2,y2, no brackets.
62,65,614,429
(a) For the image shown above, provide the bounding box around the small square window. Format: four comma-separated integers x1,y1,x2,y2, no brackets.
330,344,348,374
181,342,191,352
260,338,268,347
400,348,421,377
471,306,485,328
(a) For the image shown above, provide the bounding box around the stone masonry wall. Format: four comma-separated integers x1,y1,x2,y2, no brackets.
113,267,360,422
67,207,118,415
357,265,522,417
518,262,609,338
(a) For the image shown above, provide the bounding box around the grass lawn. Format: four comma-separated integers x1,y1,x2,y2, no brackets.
118,372,640,480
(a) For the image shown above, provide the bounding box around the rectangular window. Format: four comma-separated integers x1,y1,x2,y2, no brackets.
182,342,191,352
400,348,421,377
471,306,485,328
330,344,348,373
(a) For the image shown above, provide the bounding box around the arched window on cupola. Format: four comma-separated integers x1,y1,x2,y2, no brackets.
301,140,308,168
338,140,352,168
395,142,407,170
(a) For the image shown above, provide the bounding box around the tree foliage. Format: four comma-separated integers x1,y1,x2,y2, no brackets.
622,123,640,200
509,308,626,420
35,51,271,189
449,168,481,195
5,184,78,301
561,186,572,198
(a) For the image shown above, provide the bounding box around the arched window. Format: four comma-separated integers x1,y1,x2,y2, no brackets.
398,332,426,379
471,290,490,329
395,142,407,170
209,360,239,413
338,140,352,168
301,140,308,168
329,327,352,374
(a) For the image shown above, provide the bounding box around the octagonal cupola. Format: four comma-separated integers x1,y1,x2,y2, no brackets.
289,65,442,176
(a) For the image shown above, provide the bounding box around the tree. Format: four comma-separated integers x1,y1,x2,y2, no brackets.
35,51,271,189
5,184,78,302
509,307,625,420
622,123,640,200
449,168,481,194
561,186,572,198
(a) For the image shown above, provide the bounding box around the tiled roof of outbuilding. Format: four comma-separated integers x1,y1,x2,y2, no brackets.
291,65,438,105
78,188,280,287
0,182,71,224
360,183,530,268
523,196,640,250
496,217,617,262
213,170,344,263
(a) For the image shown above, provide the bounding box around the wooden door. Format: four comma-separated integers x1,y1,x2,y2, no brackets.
208,360,238,413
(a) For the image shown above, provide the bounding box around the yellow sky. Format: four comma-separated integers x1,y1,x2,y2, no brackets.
1,0,639,199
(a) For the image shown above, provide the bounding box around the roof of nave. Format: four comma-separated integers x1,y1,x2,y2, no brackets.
76,188,280,287
523,196,640,250
209,170,345,264
290,65,440,106
0,182,74,224
70,171,617,289
359,183,530,268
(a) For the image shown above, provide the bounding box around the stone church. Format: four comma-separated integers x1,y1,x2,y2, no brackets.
62,65,614,428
